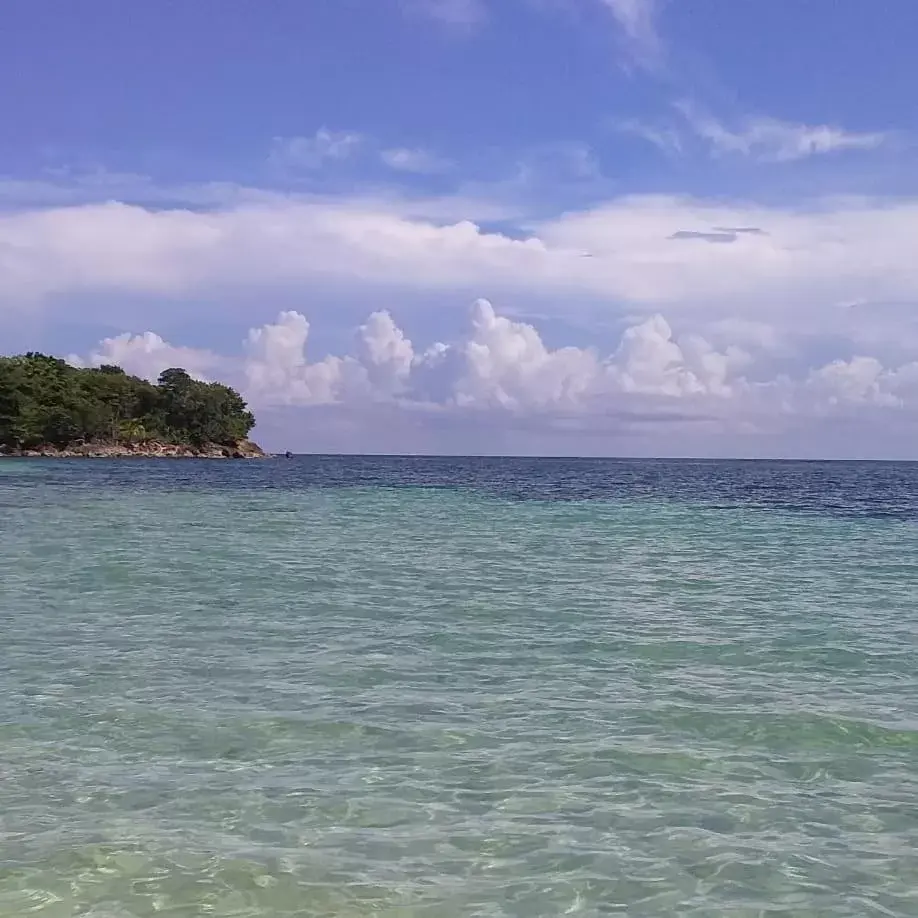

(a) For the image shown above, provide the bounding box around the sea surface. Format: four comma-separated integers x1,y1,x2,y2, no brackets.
2,456,918,917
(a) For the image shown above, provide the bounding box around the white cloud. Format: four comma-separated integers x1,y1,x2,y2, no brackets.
69,332,220,382
268,129,363,170
0,198,549,304
381,147,452,174
598,0,663,70
449,298,601,410
405,0,663,62
674,102,889,162
4,192,918,360
517,141,602,183
66,301,918,454
605,314,747,398
805,356,902,408
357,310,415,393
402,0,486,28
623,106,889,163
529,194,918,328
244,310,365,406
616,119,683,156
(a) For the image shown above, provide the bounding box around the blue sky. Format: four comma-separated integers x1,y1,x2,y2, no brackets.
2,0,917,456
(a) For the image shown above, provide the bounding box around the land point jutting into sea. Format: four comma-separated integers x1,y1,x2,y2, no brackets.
0,352,265,458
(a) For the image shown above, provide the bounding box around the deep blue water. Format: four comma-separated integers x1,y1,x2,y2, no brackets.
11,455,918,517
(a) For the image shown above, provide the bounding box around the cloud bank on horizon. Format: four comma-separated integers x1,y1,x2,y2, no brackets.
1,0,916,456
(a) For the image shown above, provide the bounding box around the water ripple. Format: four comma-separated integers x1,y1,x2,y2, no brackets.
1,458,918,915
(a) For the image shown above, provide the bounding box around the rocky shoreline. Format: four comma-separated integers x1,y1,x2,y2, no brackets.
0,439,269,459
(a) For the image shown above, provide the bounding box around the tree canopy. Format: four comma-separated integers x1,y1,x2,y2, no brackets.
0,354,255,449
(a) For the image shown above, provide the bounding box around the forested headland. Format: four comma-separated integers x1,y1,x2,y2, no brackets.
0,353,264,457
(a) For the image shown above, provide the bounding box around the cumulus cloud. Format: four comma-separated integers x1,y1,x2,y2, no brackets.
66,300,918,453
244,310,366,406
357,310,415,393
805,356,905,409
69,332,221,381
449,299,601,410
605,315,748,398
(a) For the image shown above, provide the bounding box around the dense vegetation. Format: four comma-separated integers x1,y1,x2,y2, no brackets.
0,353,255,450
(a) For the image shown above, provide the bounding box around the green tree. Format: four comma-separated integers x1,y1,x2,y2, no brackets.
0,356,255,450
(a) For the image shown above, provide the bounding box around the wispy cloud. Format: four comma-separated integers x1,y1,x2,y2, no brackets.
268,129,364,170
595,1,892,168
616,118,682,155
622,103,890,163
402,0,487,29
597,0,664,71
381,147,453,174
675,102,889,163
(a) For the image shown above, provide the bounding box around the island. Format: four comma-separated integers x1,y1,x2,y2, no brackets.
0,353,266,458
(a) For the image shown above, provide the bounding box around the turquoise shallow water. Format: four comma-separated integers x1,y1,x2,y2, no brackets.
2,457,918,917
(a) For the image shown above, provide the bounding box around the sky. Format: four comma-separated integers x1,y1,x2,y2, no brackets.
2,0,917,457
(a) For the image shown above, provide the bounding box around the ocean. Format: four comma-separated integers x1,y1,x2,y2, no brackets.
2,456,917,917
